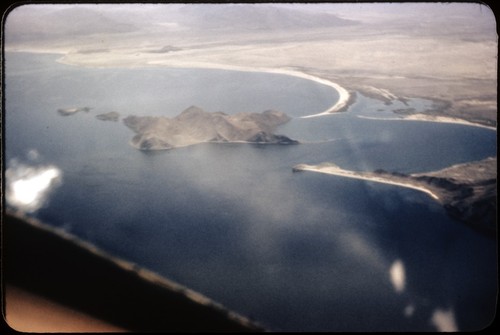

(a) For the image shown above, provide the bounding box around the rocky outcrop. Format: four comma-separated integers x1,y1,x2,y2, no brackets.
96,111,120,122
374,158,497,234
123,106,298,150
411,157,497,234
57,107,91,116
295,157,497,235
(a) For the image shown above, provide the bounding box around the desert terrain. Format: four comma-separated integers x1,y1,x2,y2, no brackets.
4,3,497,127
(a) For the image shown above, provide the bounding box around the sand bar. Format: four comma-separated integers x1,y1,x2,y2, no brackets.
357,114,497,131
295,164,440,200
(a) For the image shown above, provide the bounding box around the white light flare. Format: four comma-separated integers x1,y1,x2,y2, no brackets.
389,259,406,293
6,161,63,213
431,307,458,332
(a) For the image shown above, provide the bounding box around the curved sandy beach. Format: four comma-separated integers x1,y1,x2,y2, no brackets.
58,52,490,128
144,59,350,118
262,68,350,118
55,51,350,119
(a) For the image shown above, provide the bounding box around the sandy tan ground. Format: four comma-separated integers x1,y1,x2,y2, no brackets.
5,4,496,127
294,163,441,200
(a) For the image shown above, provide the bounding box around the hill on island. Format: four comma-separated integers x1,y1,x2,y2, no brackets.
123,106,298,150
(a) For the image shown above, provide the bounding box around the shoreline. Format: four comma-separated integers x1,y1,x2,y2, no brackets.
294,164,440,201
51,51,351,119
264,68,350,117
129,138,299,151
59,51,496,127
144,59,351,118
9,50,494,128
356,114,497,131
58,53,493,129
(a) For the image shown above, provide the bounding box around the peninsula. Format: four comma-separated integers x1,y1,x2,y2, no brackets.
293,157,497,234
123,106,298,150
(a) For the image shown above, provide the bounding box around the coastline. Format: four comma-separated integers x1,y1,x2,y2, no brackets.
263,68,350,117
129,138,298,151
54,51,498,128
357,114,497,131
9,49,494,128
293,158,497,235
294,164,440,201
52,51,351,119
144,59,351,118
4,5,497,331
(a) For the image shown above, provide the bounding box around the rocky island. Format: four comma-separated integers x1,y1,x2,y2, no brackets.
96,111,120,122
293,157,497,234
57,107,91,116
123,106,298,150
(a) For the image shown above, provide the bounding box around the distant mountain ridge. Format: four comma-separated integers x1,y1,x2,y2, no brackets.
175,4,358,31
5,6,138,42
123,106,298,150
5,3,356,45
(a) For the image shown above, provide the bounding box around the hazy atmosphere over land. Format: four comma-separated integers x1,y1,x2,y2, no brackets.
5,2,497,126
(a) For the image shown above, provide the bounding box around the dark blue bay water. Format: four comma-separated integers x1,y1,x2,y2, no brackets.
4,52,497,331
